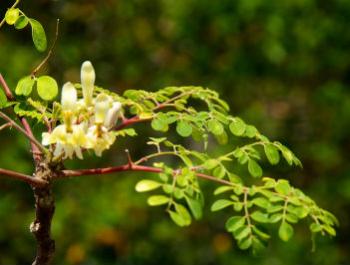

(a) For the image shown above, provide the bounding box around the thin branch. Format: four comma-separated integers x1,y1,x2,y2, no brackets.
31,19,60,77
0,0,20,29
0,122,11,131
0,111,47,153
0,168,47,187
125,149,134,168
59,163,232,186
0,74,15,100
114,116,151,131
0,73,42,162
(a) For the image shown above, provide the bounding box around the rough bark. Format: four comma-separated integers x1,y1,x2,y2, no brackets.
30,161,56,265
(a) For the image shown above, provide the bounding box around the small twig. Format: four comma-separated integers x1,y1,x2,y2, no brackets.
0,74,15,100
31,19,60,77
0,0,21,29
125,149,134,168
0,167,47,187
59,163,233,186
0,122,12,131
114,115,151,131
0,111,46,153
0,73,42,162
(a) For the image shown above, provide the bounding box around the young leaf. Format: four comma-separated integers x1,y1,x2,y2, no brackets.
278,221,294,241
238,236,252,250
264,144,280,165
15,76,35,96
37,76,58,101
235,226,251,241
211,199,233,212
275,180,291,195
0,89,7,108
174,203,191,226
214,186,232,195
169,211,187,227
176,120,192,137
244,125,258,138
5,8,19,25
248,159,263,178
135,180,162,192
14,16,29,29
203,159,220,170
251,211,270,223
29,19,47,52
151,118,168,132
185,197,203,220
147,195,169,206
208,119,224,135
229,118,246,136
225,216,245,232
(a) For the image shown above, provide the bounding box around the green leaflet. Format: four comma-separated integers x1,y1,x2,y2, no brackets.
176,120,192,137
29,19,47,52
279,221,294,241
15,76,35,96
264,143,280,165
135,180,162,192
248,159,263,178
14,16,29,29
36,76,58,101
5,8,19,25
147,195,170,206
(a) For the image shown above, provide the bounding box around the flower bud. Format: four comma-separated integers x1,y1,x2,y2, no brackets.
94,94,110,124
61,82,77,112
104,102,122,129
81,61,95,106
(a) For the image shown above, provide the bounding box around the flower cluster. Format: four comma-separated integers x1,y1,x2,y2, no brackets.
42,61,122,159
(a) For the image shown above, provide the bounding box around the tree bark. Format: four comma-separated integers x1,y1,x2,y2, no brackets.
30,162,56,265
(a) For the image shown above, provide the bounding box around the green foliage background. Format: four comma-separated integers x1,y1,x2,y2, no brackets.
0,0,349,264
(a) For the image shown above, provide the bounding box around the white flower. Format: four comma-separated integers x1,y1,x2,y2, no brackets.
104,102,122,129
86,125,116,156
61,82,77,112
81,61,95,106
42,61,124,160
42,124,87,159
94,93,111,124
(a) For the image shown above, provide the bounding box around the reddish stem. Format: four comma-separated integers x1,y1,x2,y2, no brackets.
114,116,151,131
0,168,47,187
60,163,232,186
0,73,42,162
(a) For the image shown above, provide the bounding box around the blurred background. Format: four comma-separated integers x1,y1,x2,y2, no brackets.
1,0,350,264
